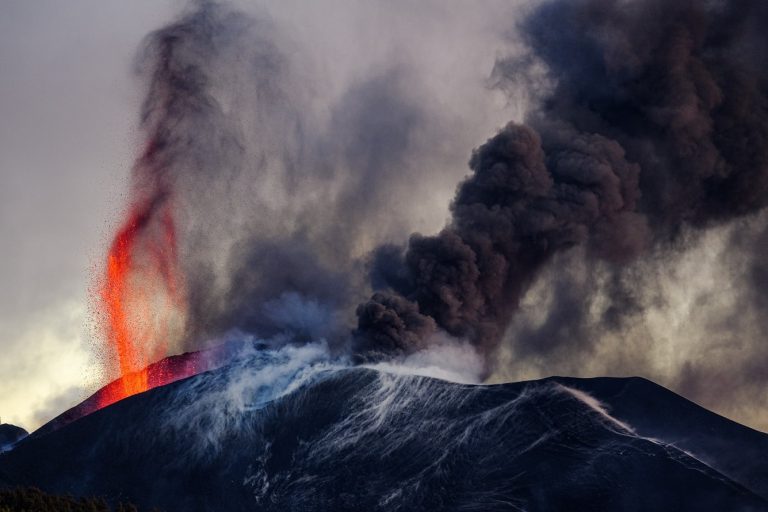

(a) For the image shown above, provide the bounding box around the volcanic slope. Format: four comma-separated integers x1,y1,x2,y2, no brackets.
1,350,766,512
0,424,27,453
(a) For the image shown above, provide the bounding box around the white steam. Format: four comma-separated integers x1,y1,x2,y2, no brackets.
160,335,488,457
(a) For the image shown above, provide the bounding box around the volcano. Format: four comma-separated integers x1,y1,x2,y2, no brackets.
1,347,766,512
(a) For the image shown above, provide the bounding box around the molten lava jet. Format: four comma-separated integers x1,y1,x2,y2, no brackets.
97,189,186,409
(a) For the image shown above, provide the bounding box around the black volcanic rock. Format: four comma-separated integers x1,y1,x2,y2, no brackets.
0,424,27,451
555,376,768,501
0,356,766,512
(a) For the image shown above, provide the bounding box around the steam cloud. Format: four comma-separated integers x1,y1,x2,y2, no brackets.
109,0,768,427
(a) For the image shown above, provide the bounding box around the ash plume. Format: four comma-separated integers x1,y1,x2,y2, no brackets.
106,0,506,361
100,0,768,428
354,0,768,364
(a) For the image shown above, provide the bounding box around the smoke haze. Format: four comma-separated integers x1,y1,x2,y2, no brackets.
112,0,522,360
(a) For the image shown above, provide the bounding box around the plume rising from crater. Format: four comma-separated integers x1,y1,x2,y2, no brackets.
354,0,768,369
92,0,768,429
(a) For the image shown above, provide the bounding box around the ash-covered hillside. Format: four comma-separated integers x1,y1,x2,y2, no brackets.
1,347,766,512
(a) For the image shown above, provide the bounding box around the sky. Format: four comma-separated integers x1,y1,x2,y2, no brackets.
0,1,178,428
1,0,766,434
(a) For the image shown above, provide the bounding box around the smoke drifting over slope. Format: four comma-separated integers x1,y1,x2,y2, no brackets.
98,0,768,428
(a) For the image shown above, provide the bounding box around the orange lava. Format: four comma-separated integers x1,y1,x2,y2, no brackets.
97,191,186,409
39,344,235,435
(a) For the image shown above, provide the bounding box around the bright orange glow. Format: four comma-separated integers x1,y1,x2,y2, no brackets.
97,190,186,409
40,344,234,435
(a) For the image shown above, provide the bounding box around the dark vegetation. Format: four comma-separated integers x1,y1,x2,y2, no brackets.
0,487,159,512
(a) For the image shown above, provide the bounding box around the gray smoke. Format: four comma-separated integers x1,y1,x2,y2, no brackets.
122,0,517,354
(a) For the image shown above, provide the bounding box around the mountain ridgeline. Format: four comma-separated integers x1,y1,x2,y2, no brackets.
1,349,766,511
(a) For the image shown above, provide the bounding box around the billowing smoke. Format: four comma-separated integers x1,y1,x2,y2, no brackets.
98,0,516,380
98,0,768,428
355,123,644,359
354,0,768,370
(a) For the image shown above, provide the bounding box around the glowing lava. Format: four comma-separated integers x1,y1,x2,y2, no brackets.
97,190,186,409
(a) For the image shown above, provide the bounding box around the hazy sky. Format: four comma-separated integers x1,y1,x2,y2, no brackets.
0,1,179,429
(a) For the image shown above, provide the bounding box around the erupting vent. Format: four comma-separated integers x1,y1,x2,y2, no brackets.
98,181,186,408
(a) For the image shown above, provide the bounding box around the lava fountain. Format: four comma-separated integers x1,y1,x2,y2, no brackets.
92,2,232,409
97,170,187,408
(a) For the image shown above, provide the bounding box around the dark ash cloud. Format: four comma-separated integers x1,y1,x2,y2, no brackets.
353,0,768,375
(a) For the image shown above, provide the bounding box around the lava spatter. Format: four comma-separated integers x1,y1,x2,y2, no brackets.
97,190,186,408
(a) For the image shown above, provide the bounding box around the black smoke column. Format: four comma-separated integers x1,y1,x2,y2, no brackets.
355,0,768,362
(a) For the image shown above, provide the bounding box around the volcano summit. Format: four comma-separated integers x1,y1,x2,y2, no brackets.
1,345,767,511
